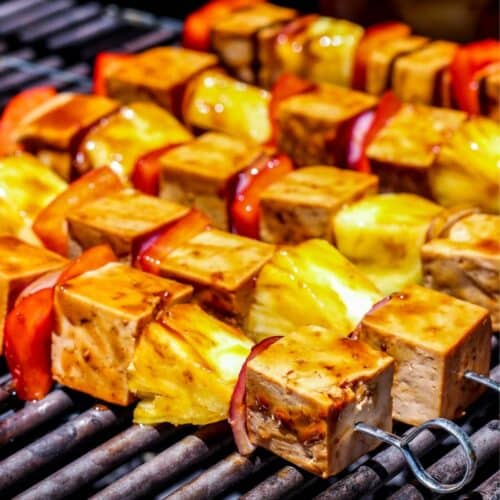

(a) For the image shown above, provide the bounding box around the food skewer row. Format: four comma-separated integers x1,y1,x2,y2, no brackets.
182,0,500,118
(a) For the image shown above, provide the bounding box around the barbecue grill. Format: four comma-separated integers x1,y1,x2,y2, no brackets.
0,1,499,498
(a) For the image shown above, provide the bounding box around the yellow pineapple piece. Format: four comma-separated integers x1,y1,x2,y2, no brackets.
129,303,253,425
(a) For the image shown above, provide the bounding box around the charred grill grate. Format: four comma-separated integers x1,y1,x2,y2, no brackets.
0,0,499,497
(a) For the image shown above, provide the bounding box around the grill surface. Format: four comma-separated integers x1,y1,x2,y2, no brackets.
0,1,499,497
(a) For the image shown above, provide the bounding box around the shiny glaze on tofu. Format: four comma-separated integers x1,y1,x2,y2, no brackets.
67,189,189,259
360,284,492,425
366,103,466,195
105,47,218,112
393,40,457,105
246,327,393,477
422,213,500,329
157,228,275,320
52,262,192,405
159,132,262,230
277,84,377,166
259,166,378,243
0,236,67,350
76,102,193,178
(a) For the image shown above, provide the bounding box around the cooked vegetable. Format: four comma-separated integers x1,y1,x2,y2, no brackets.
334,193,442,295
245,239,381,342
93,52,131,96
429,117,500,214
129,304,253,425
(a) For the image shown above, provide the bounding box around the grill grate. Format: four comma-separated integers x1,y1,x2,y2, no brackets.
0,1,499,497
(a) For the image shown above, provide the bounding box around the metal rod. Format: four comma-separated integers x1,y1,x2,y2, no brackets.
0,405,124,493
91,422,232,500
465,371,500,393
0,389,74,446
467,470,500,499
165,451,278,500
15,423,180,500
387,420,500,500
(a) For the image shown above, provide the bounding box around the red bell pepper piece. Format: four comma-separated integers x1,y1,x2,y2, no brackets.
132,144,182,196
230,154,293,239
269,74,316,145
352,22,411,91
0,86,56,156
4,244,118,401
93,52,131,96
183,0,264,52
33,166,124,256
450,40,500,114
135,210,211,275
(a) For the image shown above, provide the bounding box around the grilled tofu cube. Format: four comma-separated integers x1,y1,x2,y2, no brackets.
333,194,442,295
212,3,297,84
129,304,253,425
246,327,394,477
16,93,119,179
105,47,218,114
159,132,262,230
422,213,500,330
277,85,377,166
484,71,499,120
246,239,382,342
157,229,274,321
67,189,189,259
52,262,192,405
393,41,457,105
429,117,500,213
183,70,272,144
0,153,66,244
366,104,466,196
360,284,492,425
0,236,67,350
259,166,378,243
365,36,429,95
76,102,192,178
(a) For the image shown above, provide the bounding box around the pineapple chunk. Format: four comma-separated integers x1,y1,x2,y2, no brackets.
245,239,381,342
183,70,271,144
129,304,253,425
429,118,500,213
333,194,442,295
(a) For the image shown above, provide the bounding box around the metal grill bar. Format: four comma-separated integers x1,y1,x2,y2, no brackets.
0,0,44,19
469,470,500,498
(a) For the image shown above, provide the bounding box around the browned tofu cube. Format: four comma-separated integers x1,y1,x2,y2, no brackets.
246,327,394,477
156,228,274,321
0,236,67,351
159,132,262,230
16,93,119,179
393,41,458,105
360,284,492,425
259,166,378,243
277,84,377,166
366,104,466,196
105,47,218,114
422,213,500,330
67,189,189,260
484,71,500,121
52,262,192,405
212,3,297,84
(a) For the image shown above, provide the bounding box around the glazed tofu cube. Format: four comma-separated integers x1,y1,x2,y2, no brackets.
246,327,394,477
52,262,192,405
159,132,262,230
366,104,466,196
105,47,218,114
212,3,297,84
484,71,499,120
16,93,119,179
393,41,458,105
67,189,189,259
157,229,274,320
422,213,500,330
0,236,67,350
360,284,492,425
365,36,429,95
259,166,378,243
277,84,377,166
